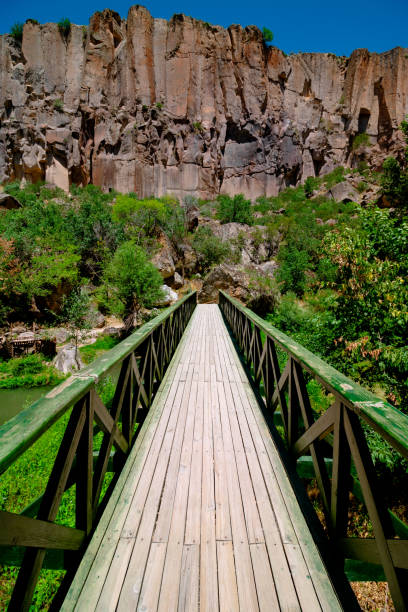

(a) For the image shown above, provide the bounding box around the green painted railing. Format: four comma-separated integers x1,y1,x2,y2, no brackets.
219,290,408,612
0,292,196,611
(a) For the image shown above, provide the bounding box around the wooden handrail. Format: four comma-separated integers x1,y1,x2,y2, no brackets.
0,292,196,475
219,290,408,611
219,290,408,459
0,291,197,611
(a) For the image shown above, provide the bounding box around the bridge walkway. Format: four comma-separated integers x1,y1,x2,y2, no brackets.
62,304,341,611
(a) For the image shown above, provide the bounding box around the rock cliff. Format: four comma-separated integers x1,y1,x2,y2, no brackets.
1,6,407,198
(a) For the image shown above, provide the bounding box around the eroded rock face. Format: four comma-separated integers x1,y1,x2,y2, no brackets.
1,8,407,196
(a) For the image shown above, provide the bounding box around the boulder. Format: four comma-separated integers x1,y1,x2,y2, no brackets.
198,265,250,304
327,181,360,203
54,344,84,374
173,272,184,289
151,236,177,279
157,284,178,306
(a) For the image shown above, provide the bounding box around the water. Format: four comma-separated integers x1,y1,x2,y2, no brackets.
0,386,53,426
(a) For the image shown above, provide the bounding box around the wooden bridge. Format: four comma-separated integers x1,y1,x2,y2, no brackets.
1,292,408,611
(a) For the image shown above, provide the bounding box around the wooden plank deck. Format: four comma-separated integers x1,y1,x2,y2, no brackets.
62,304,342,611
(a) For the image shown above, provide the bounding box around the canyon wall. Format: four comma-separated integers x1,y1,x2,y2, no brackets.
0,6,408,198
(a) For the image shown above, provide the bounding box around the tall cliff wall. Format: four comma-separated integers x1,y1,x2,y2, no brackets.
1,6,408,198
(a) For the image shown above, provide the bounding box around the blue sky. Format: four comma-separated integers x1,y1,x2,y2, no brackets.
2,0,407,56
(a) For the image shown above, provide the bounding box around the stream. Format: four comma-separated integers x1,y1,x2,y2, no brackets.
0,386,54,426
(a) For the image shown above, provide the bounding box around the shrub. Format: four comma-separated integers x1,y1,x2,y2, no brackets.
216,194,253,225
352,132,370,150
156,101,163,110
380,116,408,208
277,246,309,296
193,121,204,133
304,176,319,198
25,18,40,25
99,242,163,315
53,99,64,112
58,18,71,37
262,27,274,44
10,23,23,42
192,226,231,271
112,195,185,245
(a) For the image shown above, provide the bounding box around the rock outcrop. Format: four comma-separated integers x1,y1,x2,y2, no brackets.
1,7,407,198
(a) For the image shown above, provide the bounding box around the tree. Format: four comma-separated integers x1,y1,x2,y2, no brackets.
262,27,274,44
216,194,253,225
192,227,231,271
99,242,163,316
380,116,408,208
60,287,92,352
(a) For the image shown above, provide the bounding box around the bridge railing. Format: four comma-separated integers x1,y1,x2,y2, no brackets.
0,291,196,611
219,290,408,611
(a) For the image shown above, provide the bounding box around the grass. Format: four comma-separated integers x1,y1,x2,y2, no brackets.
79,335,120,364
0,338,118,608
0,354,66,389
53,98,64,112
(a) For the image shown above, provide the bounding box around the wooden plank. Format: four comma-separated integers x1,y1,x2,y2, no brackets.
222,320,342,610
216,380,259,611
0,511,84,550
210,368,232,542
137,542,167,612
157,379,198,612
178,545,199,612
217,541,239,611
250,543,280,612
114,370,194,610
200,380,219,612
63,312,196,610
184,381,204,545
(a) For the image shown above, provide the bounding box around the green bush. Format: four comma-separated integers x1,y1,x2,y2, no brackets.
99,242,163,316
216,194,253,225
352,132,370,150
53,98,64,112
193,121,204,133
277,246,309,296
380,117,408,208
0,354,65,389
10,22,23,42
262,27,274,44
304,176,319,198
192,226,231,271
58,17,71,37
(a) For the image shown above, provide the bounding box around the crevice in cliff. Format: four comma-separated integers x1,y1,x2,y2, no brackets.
374,78,393,146
225,121,256,144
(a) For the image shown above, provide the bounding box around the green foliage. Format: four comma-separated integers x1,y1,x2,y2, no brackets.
53,98,64,112
304,176,319,198
192,227,231,271
0,354,65,389
323,166,345,188
79,336,119,365
262,27,274,44
58,17,71,37
10,22,23,42
193,121,204,133
155,101,163,110
25,18,40,25
380,117,408,208
352,132,370,150
216,194,253,225
112,194,185,247
99,242,163,315
277,246,309,296
59,288,92,347
246,271,279,316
